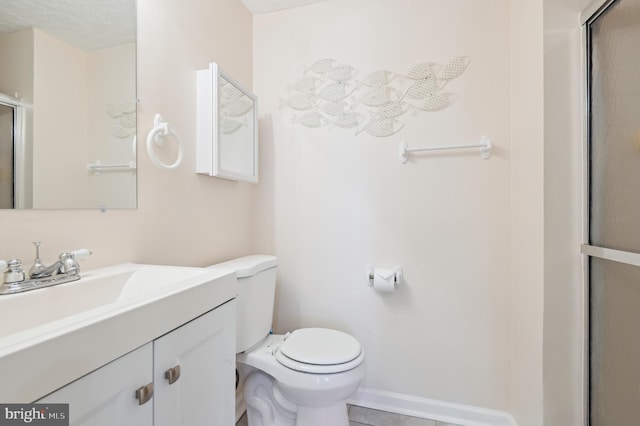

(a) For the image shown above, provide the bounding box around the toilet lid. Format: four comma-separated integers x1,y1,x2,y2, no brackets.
276,328,363,373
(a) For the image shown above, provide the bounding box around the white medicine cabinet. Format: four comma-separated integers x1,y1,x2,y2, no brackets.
196,63,258,183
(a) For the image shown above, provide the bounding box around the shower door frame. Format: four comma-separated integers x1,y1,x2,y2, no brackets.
0,94,27,209
580,0,640,423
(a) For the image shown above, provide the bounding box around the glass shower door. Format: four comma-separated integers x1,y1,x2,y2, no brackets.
585,0,640,423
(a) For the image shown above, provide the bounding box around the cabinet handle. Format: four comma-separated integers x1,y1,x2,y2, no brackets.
135,383,154,405
165,365,181,385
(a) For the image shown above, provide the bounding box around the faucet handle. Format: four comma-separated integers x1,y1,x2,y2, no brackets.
70,249,92,260
4,259,25,284
58,249,92,275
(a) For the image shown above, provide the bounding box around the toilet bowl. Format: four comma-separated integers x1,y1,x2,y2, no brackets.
239,331,365,426
208,256,365,426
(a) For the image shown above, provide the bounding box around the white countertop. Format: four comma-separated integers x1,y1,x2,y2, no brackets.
0,263,237,402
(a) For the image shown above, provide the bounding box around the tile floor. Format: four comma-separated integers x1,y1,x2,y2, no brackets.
236,405,461,426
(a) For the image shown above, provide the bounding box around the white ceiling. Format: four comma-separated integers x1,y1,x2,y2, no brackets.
0,0,135,51
240,0,330,14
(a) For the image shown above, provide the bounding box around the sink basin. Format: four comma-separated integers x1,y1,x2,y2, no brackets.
0,263,237,403
0,264,216,339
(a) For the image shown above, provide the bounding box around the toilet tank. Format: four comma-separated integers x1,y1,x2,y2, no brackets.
209,255,278,353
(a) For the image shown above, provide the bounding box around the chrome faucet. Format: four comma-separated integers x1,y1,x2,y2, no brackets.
30,252,80,279
0,243,92,295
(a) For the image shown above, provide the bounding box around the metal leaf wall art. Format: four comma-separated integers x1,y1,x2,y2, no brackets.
279,56,470,137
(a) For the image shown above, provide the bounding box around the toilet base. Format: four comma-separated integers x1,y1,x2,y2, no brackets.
245,371,296,426
243,371,350,426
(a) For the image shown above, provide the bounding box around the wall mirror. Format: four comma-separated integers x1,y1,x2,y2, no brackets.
0,0,137,209
197,63,258,183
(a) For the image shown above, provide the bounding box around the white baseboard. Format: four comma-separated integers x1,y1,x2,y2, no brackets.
348,388,518,426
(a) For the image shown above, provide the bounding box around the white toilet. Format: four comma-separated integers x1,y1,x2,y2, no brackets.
210,255,365,426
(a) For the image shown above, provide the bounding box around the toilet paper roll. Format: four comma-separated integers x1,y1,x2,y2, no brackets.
373,268,395,292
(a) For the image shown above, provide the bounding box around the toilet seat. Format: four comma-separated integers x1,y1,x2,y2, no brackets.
275,328,364,374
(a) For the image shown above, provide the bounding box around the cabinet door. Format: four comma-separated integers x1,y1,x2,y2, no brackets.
153,301,235,426
37,343,153,426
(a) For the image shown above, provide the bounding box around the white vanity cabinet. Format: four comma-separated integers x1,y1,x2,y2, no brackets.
37,300,235,426
37,343,153,426
154,299,235,425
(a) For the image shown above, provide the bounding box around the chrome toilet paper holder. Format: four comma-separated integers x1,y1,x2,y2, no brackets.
366,265,403,288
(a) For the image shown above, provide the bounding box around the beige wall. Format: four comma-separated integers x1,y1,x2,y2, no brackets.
0,0,253,271
542,26,583,425
254,0,512,411
509,1,544,424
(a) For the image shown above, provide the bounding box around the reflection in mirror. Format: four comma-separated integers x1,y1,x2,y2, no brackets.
0,0,137,209
218,74,258,181
196,63,258,183
0,101,17,208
